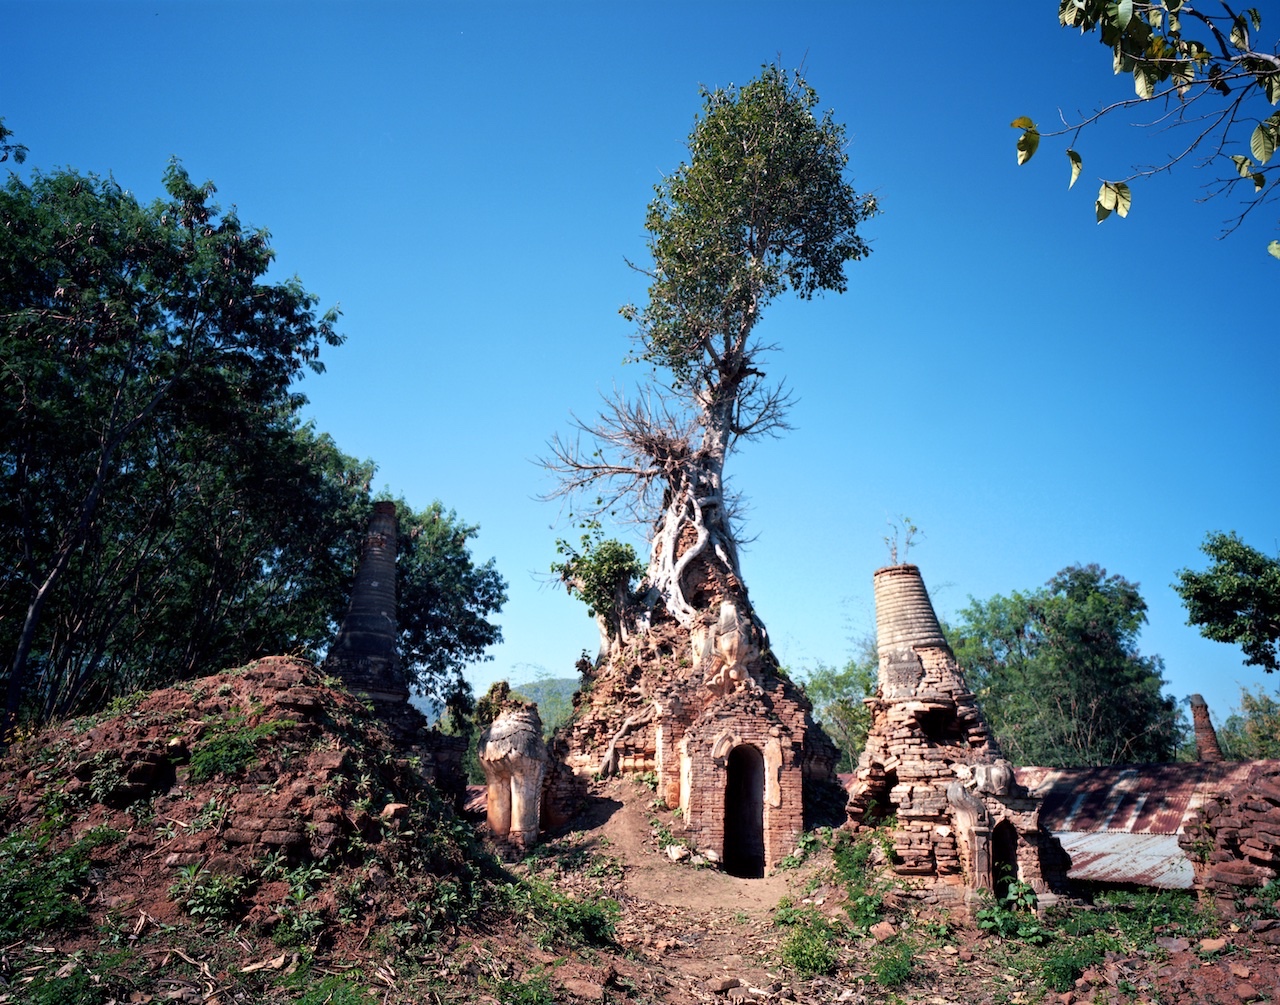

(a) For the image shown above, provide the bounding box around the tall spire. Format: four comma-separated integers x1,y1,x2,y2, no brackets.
1188,694,1225,762
324,502,408,703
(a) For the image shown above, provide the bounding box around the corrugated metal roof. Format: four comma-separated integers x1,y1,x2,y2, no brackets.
1015,763,1251,835
1015,763,1256,888
1053,832,1195,889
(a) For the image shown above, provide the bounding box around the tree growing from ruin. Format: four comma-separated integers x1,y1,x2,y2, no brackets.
1011,2,1280,255
547,66,876,640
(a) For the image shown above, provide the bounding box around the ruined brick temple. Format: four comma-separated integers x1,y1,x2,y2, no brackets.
562,600,837,877
846,564,1064,906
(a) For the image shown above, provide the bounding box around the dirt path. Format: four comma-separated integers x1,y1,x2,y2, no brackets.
521,776,1280,1005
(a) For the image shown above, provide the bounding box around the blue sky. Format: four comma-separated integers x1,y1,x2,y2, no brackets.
5,1,1277,728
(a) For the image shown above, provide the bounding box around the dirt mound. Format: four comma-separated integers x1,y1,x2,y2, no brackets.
0,657,476,944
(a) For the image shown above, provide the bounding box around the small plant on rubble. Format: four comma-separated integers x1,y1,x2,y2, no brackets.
975,872,1048,945
551,518,645,642
775,902,840,976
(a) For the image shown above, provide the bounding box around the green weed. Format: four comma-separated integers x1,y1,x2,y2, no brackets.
187,714,296,783
169,867,252,923
778,908,839,976
975,876,1049,944
870,936,916,988
0,825,122,938
292,975,368,1005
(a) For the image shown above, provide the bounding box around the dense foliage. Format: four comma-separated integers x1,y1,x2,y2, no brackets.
1175,530,1280,673
0,157,503,733
950,564,1184,766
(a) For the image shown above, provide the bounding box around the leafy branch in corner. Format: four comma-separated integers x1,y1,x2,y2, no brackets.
1011,1,1280,257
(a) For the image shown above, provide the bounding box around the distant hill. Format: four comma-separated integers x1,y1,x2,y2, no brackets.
511,677,579,735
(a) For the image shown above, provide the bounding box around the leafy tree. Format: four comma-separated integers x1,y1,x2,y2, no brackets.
0,162,341,735
393,499,507,705
546,65,876,639
800,635,878,772
1217,684,1280,759
1011,2,1280,255
551,519,646,653
1174,531,1280,672
950,565,1184,766
0,160,506,735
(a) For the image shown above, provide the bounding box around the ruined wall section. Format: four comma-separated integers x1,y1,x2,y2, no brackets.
1179,760,1280,922
558,602,835,872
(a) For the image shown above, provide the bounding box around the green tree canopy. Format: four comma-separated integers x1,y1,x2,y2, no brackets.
1174,531,1280,672
0,158,505,734
1217,684,1280,759
393,499,507,703
799,635,878,772
950,564,1184,766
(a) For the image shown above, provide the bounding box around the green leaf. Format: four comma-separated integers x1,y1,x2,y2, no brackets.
1269,240,1280,259
1096,181,1132,222
1067,149,1083,189
1251,122,1276,164
1247,7,1262,31
1016,128,1040,166
1232,154,1255,178
1252,173,1266,192
1116,0,1134,31
1009,116,1036,130
1231,14,1249,50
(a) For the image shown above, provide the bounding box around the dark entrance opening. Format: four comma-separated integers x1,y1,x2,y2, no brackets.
992,819,1019,900
723,744,765,878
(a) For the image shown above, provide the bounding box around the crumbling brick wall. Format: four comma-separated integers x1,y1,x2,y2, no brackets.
1179,760,1280,923
560,608,834,874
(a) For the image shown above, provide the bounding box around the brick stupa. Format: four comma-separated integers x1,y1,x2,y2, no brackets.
323,502,467,802
846,564,1064,908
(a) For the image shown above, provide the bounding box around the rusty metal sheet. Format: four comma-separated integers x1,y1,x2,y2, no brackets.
1055,831,1195,889
1014,763,1253,835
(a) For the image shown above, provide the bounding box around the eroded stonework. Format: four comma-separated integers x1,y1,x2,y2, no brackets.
562,599,836,875
479,701,548,848
846,564,1064,909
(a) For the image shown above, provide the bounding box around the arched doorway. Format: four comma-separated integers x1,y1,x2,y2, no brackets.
723,744,765,878
992,819,1019,900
